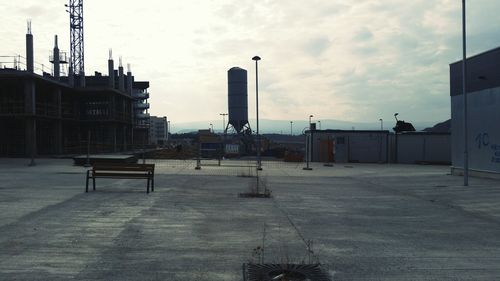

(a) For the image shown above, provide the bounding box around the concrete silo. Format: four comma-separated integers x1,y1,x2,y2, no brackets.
226,67,251,134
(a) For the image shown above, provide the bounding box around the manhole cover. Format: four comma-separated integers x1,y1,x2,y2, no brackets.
244,263,331,281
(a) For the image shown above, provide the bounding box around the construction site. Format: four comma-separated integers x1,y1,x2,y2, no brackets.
0,2,151,157
2,1,500,280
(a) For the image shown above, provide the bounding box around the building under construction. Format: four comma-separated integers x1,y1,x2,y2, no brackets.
0,25,151,157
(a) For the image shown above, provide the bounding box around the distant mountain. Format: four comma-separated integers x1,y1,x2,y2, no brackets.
172,118,438,134
423,119,451,133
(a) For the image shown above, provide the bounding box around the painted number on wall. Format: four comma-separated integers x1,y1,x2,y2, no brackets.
478,133,500,164
475,133,489,149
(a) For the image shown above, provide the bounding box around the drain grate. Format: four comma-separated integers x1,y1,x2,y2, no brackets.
244,263,331,281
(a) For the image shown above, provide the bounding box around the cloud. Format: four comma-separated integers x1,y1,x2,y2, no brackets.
353,28,373,42
2,0,500,125
17,4,52,19
303,37,331,57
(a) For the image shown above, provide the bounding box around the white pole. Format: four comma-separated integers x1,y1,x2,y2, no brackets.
253,57,262,170
462,0,469,186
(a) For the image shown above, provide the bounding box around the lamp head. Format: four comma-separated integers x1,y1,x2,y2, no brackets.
252,56,261,61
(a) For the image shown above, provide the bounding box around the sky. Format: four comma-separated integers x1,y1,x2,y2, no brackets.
1,0,500,128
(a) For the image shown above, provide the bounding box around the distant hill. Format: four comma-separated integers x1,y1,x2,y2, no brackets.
172,118,437,134
263,134,304,143
423,119,451,133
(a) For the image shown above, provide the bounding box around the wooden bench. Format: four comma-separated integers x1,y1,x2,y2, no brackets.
85,163,155,193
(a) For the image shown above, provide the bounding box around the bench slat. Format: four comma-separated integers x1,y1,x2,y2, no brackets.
93,173,151,178
93,169,153,172
93,163,153,167
93,164,153,170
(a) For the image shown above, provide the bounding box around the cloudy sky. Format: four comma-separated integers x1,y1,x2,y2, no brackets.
1,0,500,127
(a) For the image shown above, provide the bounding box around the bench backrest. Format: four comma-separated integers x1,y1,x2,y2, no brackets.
92,163,155,172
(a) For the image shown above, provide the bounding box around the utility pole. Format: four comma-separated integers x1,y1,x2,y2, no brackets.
220,113,227,133
252,56,262,170
462,0,469,186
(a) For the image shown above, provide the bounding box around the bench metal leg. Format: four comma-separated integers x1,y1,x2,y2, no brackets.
147,178,150,194
151,174,154,192
92,175,96,191
85,170,90,192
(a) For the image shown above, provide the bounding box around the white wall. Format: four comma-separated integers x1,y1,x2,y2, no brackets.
451,87,500,173
397,134,450,164
311,131,388,163
310,131,450,164
348,135,386,163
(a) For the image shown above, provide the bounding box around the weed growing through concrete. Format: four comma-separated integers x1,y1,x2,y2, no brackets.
238,171,271,198
237,166,256,178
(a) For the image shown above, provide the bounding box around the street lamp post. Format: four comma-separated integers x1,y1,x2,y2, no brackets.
462,0,469,186
210,123,214,133
28,118,36,166
290,121,293,135
378,119,383,163
167,120,170,142
219,113,228,165
252,55,262,170
318,120,321,130
394,113,399,163
303,115,313,171
84,130,91,167
220,113,228,134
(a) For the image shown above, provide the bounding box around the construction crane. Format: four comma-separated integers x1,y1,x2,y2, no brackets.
65,0,84,78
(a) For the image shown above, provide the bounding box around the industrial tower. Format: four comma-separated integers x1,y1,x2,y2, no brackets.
66,0,84,77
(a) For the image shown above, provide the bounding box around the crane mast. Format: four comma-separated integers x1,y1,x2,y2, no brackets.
67,0,84,77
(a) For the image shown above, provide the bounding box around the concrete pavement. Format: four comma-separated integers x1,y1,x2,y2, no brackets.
1,159,500,280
